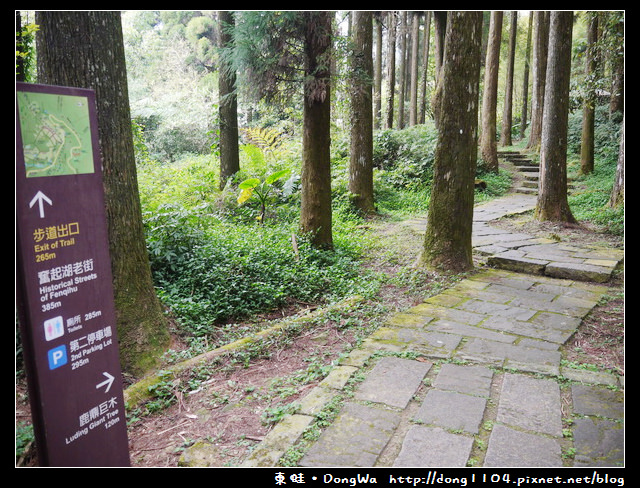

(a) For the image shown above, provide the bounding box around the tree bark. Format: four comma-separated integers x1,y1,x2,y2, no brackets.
385,12,396,129
580,12,598,175
430,11,447,127
420,11,482,273
609,115,624,208
396,11,407,129
527,11,549,151
349,11,375,215
373,14,383,129
409,12,420,127
300,11,333,249
535,11,576,223
419,11,431,124
480,11,503,172
218,11,240,189
608,12,624,115
519,12,533,140
500,11,517,147
35,11,169,375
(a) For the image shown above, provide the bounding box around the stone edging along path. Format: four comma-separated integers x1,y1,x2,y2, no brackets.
233,157,624,469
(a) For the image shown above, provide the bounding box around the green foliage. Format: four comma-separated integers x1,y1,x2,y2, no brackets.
566,104,624,236
567,105,623,165
373,123,438,191
144,199,367,337
16,20,39,81
237,169,291,223
15,422,34,460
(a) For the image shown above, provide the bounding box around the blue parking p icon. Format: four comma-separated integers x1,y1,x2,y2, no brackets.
48,345,68,370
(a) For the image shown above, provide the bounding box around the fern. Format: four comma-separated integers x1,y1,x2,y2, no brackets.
241,127,283,162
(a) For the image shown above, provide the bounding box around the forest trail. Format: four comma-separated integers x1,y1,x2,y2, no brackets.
171,149,624,468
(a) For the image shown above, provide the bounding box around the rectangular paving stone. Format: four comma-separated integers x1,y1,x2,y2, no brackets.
433,363,493,397
385,313,434,328
545,262,612,283
242,414,314,467
298,402,400,467
393,426,473,467
572,417,624,467
571,384,624,420
408,303,486,325
481,315,574,344
319,365,358,391
484,283,556,302
497,374,562,437
427,318,516,344
355,357,432,409
484,424,562,467
488,254,547,275
458,338,561,375
415,389,487,434
459,299,537,321
370,327,462,359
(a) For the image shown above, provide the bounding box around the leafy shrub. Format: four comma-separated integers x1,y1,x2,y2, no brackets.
372,123,438,191
567,104,622,165
144,203,366,336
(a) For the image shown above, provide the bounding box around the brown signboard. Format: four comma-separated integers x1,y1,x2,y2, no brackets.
16,82,130,466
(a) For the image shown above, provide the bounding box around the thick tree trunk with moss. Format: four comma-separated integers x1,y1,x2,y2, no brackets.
300,11,333,249
349,11,375,215
535,11,576,223
36,11,170,375
218,10,240,190
420,11,482,273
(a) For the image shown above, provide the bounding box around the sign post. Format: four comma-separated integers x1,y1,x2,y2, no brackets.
16,82,130,466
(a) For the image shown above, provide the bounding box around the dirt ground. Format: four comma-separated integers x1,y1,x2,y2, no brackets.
15,211,624,468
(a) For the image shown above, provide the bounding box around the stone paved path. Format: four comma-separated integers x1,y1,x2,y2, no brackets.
241,164,624,468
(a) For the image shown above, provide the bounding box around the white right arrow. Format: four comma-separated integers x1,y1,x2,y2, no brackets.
96,372,115,393
29,191,53,218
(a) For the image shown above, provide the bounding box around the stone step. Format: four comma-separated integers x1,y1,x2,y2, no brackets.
516,165,539,172
515,187,537,195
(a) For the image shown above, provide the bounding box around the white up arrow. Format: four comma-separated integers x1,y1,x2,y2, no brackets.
29,191,53,218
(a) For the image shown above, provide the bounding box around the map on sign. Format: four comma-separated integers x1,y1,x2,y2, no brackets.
17,91,95,178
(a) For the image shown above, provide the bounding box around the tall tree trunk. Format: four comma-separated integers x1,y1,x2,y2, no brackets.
535,11,576,223
480,11,503,172
385,11,397,129
419,11,431,124
397,11,407,129
35,11,169,375
430,11,447,127
349,11,375,215
420,11,482,273
500,11,517,146
580,12,598,175
608,12,624,115
300,11,333,249
409,12,420,126
218,11,240,190
527,11,549,151
374,14,383,129
519,12,533,140
609,115,624,208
